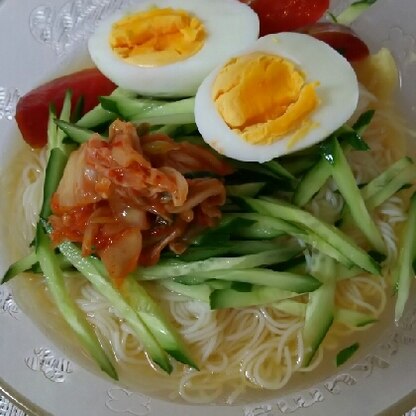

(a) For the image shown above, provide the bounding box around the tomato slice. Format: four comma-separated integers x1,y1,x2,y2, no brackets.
298,23,370,62
245,0,330,35
15,68,116,148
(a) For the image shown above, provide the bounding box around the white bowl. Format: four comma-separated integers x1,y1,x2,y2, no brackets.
0,0,416,415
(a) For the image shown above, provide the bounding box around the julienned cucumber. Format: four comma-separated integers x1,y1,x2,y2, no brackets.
224,213,303,240
336,0,377,25
341,157,416,226
302,255,337,366
226,182,266,198
394,192,416,321
58,241,173,374
172,239,294,262
360,157,414,201
1,251,37,284
210,286,297,309
365,163,416,210
322,137,385,253
120,276,198,369
160,280,212,303
76,87,136,128
55,120,96,144
32,95,120,380
36,225,118,380
174,268,321,293
100,95,196,125
293,158,331,207
137,248,302,280
55,90,72,147
245,197,380,275
263,160,295,181
99,95,166,120
273,300,376,327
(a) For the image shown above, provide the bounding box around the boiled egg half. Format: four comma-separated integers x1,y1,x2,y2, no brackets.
88,0,259,97
194,33,359,162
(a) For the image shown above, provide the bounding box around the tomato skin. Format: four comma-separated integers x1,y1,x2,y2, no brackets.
298,23,370,62
15,68,116,148
247,0,330,35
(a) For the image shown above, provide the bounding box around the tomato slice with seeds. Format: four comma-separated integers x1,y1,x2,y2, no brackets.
298,23,370,62
246,0,330,35
15,68,116,148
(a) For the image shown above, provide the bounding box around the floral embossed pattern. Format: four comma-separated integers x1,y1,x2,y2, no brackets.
0,88,20,121
24,348,72,383
29,0,131,55
105,389,151,416
0,286,19,318
0,395,27,416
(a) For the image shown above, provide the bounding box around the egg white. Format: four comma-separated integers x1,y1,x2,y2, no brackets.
194,33,360,162
88,0,259,97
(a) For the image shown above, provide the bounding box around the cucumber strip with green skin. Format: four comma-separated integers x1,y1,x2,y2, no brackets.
171,245,233,262
263,160,295,181
232,223,288,240
336,342,360,367
302,254,338,366
281,155,318,177
40,95,75,219
245,197,380,275
155,123,199,138
293,114,374,208
46,104,57,153
366,164,416,210
293,158,331,207
129,98,195,125
394,193,416,322
36,226,118,380
160,280,212,303
227,240,296,255
76,88,136,128
171,239,288,262
56,90,73,146
2,252,76,282
336,0,377,25
137,248,303,280
58,241,173,374
226,182,266,198
299,232,354,268
353,109,375,136
360,157,413,201
322,138,385,253
1,251,38,284
192,216,255,246
120,276,198,369
337,309,377,327
99,96,165,120
174,268,321,293
230,161,289,182
71,96,84,123
55,120,96,144
227,213,355,267
131,112,195,126
224,213,303,239
40,148,68,219
273,300,376,327
210,286,297,309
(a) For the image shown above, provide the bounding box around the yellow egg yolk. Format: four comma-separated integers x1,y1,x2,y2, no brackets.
212,52,319,145
110,7,206,67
